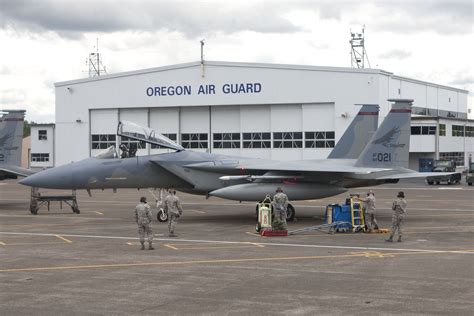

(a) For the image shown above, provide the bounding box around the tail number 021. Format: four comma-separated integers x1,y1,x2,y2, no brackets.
372,152,391,162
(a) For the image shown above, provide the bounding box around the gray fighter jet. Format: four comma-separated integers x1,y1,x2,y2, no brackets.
0,110,34,180
21,99,443,219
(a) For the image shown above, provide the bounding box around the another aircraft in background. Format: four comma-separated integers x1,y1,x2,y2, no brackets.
0,110,34,180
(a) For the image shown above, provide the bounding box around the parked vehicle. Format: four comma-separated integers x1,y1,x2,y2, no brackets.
466,162,474,186
426,160,461,185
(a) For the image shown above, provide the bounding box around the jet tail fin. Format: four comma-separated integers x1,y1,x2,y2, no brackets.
355,99,413,169
0,110,26,167
328,104,379,159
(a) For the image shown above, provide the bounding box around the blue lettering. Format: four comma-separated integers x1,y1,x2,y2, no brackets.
146,85,192,97
222,83,262,94
198,85,205,95
254,83,261,93
222,84,230,94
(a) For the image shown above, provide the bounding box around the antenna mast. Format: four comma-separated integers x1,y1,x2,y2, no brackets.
350,26,371,68
86,38,107,77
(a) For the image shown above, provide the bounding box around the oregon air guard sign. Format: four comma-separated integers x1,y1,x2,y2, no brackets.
146,83,262,97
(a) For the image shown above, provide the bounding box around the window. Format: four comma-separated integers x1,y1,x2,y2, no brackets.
411,126,421,135
213,133,240,149
440,152,464,167
305,131,335,148
151,133,178,149
439,124,446,136
411,126,436,135
242,132,271,149
273,132,302,148
452,125,464,137
181,133,208,149
31,153,49,162
38,130,47,140
91,134,116,149
466,126,474,137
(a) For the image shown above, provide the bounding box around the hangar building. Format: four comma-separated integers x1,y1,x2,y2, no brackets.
48,61,472,171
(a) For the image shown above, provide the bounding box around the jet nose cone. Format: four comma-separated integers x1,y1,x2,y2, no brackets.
19,167,74,189
19,173,47,187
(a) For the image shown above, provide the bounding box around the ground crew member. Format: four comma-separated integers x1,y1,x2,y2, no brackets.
386,191,407,242
357,190,379,232
164,189,183,237
272,187,289,228
134,196,154,250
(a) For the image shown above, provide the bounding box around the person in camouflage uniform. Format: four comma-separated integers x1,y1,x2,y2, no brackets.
386,191,407,242
134,196,154,250
272,187,289,228
357,190,379,232
164,189,183,237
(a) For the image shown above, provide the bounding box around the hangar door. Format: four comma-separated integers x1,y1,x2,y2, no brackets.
90,109,118,156
302,103,335,159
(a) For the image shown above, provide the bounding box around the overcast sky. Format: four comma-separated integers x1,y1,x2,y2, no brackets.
0,0,472,122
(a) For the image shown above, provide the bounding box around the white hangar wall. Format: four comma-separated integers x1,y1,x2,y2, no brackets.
54,61,469,167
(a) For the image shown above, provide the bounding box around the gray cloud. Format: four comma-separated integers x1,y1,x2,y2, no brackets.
378,49,412,59
0,0,302,38
449,75,474,87
0,65,12,75
370,0,473,35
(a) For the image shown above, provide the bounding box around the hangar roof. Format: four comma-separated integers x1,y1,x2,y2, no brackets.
55,60,468,94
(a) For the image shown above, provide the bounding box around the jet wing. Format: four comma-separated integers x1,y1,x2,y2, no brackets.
117,121,184,151
225,160,389,175
0,165,35,177
374,171,457,180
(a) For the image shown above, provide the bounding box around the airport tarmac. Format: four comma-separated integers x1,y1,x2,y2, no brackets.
1,179,473,315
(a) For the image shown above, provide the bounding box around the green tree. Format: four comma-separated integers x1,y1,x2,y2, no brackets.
23,120,35,138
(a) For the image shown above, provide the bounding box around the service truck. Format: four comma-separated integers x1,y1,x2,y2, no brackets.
426,160,462,185
466,162,474,186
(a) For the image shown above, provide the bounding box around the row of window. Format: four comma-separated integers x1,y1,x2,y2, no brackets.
410,124,474,137
439,152,464,167
412,106,468,120
31,153,49,162
452,125,474,137
411,126,436,135
91,131,336,150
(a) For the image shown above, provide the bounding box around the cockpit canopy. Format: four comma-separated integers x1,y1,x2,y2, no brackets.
117,121,184,151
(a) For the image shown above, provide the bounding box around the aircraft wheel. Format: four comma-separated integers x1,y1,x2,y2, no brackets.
468,182,472,186
447,179,452,185
157,209,168,222
427,180,434,185
256,222,261,233
30,206,38,215
436,181,440,185
286,204,295,222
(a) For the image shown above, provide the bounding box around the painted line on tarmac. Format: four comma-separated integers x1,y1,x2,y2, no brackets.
2,198,474,212
54,235,72,243
164,244,178,250
0,231,473,255
0,214,122,220
94,211,104,215
0,250,460,273
2,242,67,246
187,209,206,214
